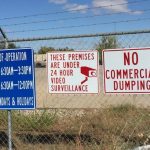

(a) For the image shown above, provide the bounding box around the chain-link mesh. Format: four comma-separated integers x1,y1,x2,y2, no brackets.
0,108,149,150
0,31,150,149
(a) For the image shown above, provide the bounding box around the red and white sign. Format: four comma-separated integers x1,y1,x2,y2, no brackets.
47,51,99,94
103,48,150,94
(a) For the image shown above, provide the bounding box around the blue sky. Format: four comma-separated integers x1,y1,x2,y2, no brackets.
0,0,150,40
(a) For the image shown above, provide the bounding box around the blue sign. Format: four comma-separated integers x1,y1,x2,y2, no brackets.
0,48,36,109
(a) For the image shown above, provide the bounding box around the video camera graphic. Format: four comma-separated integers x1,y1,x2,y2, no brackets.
80,66,97,84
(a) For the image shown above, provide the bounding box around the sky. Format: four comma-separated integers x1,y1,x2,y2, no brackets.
0,0,150,40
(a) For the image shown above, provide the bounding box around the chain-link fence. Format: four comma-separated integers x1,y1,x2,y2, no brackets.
0,30,150,149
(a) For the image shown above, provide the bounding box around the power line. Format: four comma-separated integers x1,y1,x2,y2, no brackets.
1,8,150,27
6,17,150,34
0,0,148,21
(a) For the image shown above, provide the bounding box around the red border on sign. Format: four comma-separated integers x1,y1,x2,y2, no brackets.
46,50,100,94
102,47,150,94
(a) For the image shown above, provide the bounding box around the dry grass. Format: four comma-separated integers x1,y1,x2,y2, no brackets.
48,104,149,150
0,104,149,150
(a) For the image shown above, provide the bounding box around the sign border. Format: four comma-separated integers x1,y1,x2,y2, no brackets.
47,50,100,94
0,48,36,110
102,47,150,94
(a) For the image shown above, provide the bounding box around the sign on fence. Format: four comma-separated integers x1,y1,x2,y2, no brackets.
103,47,150,94
47,51,99,94
0,48,36,109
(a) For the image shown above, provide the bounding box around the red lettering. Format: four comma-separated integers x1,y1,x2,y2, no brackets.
129,69,133,79
124,81,130,90
146,80,150,90
111,70,115,79
140,69,144,78
132,52,138,65
63,62,79,68
134,69,139,78
51,62,60,68
140,81,145,90
51,77,65,84
106,70,110,79
51,70,57,76
124,52,138,66
50,54,65,61
124,52,130,65
131,81,136,90
116,70,122,79
123,70,128,78
114,81,118,90
60,69,73,76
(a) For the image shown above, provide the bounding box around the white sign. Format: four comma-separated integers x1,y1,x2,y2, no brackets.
103,48,150,94
47,51,99,94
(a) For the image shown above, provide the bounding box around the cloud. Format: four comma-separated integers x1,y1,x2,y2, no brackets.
64,3,89,13
131,10,143,15
92,0,131,13
48,0,89,13
48,0,143,15
49,0,67,4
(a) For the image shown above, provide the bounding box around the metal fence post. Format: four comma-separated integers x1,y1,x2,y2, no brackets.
7,110,12,150
1,28,13,150
5,40,12,150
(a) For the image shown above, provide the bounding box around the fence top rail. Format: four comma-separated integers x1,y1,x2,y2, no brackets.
1,29,150,43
